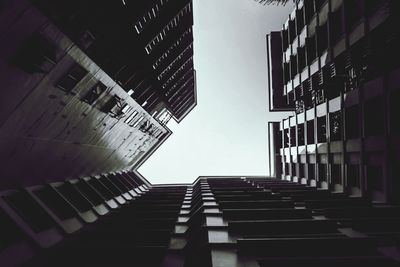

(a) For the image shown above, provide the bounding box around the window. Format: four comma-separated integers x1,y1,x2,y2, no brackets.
296,7,305,33
308,164,315,180
56,63,88,93
318,164,327,182
330,111,342,141
317,23,328,54
291,163,297,176
299,163,305,178
345,105,360,139
14,34,58,74
307,119,315,144
133,116,144,127
144,2,192,54
347,164,360,187
101,95,120,113
56,183,93,212
297,123,305,146
304,0,315,23
297,46,306,72
125,110,138,124
331,164,342,185
285,163,290,176
346,0,364,30
290,126,296,146
4,191,55,232
289,19,296,43
290,55,298,79
34,187,76,220
331,6,344,45
317,116,327,143
82,82,107,105
284,128,290,147
306,35,317,63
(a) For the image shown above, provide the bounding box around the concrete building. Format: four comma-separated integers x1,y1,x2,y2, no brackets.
267,0,400,203
0,0,400,266
0,0,196,189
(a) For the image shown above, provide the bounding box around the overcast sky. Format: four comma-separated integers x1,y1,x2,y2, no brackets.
139,0,294,184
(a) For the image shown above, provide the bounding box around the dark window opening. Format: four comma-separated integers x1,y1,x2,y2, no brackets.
317,23,329,54
283,62,290,85
290,55,298,79
284,128,290,147
3,191,55,233
347,164,360,187
330,111,342,141
296,7,305,33
315,0,326,11
282,29,289,51
73,181,104,205
285,163,290,176
55,183,93,212
346,0,364,30
290,126,296,147
307,119,315,144
56,63,88,93
297,46,306,72
317,116,327,143
13,34,58,74
308,164,315,180
276,130,283,149
82,82,107,105
331,6,344,45
298,123,305,146
289,19,296,43
318,164,327,181
299,163,305,178
34,187,77,220
306,35,317,63
88,178,114,200
345,105,360,139
305,0,315,23
331,164,342,185
291,163,297,176
101,95,119,113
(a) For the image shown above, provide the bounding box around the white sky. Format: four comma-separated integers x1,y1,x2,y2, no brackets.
139,0,294,184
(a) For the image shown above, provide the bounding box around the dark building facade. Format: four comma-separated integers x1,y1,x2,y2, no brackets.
0,0,196,189
267,0,400,203
1,175,400,266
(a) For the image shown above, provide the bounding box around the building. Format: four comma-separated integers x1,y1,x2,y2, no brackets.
0,0,196,189
1,175,399,266
0,0,400,266
267,0,400,203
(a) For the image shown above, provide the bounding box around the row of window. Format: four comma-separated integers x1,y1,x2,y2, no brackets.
157,43,193,81
282,0,387,52
54,62,163,136
167,75,194,104
283,162,384,193
165,68,194,97
152,28,192,70
161,57,193,89
280,92,400,148
134,0,170,34
145,2,192,55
